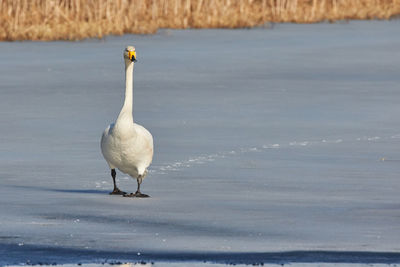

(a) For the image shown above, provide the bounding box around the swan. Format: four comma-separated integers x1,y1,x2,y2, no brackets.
100,46,154,198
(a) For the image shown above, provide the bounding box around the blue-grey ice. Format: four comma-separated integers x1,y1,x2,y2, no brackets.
1,20,400,265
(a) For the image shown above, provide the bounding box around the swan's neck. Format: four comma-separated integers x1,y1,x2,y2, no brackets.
117,62,134,123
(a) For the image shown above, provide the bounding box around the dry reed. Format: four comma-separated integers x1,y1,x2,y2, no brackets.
1,0,400,41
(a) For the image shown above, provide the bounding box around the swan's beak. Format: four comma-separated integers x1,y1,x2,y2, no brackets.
129,51,137,62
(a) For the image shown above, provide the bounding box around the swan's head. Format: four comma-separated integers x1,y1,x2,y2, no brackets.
124,46,137,63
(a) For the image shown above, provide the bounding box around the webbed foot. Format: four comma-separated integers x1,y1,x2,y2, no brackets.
123,191,150,198
110,188,126,195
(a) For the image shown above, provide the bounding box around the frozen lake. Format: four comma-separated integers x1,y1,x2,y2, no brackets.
1,20,400,265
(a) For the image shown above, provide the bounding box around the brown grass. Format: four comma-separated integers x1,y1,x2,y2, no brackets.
1,0,400,41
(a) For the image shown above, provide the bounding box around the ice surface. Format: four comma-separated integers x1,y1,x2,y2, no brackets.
4,264,400,267
1,20,400,265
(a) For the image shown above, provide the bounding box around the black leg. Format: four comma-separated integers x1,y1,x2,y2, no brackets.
137,176,142,192
109,169,126,195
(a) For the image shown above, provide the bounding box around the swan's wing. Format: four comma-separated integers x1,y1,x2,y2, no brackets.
101,123,114,149
131,123,154,174
101,123,116,169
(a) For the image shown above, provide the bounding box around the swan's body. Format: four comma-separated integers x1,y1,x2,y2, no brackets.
101,122,153,177
101,46,153,197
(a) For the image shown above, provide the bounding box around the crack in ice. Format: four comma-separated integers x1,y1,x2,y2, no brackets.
149,133,400,175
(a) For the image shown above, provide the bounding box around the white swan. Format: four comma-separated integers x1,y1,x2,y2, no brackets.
101,46,154,198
